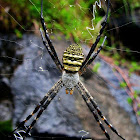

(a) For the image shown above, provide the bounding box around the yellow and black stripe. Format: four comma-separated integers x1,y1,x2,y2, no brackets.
63,44,84,72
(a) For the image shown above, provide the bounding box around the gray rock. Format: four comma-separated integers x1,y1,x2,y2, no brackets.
10,34,140,140
11,34,83,138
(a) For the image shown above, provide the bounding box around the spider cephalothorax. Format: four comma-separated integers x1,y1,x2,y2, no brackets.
12,0,125,140
62,71,79,94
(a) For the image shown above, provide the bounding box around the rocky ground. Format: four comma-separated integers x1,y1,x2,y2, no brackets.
0,34,140,140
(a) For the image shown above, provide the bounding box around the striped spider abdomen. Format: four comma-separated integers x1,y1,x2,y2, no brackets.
63,44,84,73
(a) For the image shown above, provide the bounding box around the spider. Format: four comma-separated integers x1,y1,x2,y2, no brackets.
12,0,125,140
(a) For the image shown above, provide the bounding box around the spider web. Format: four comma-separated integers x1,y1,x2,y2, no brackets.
0,0,140,140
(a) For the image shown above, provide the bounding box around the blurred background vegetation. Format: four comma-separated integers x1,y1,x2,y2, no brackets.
0,0,140,63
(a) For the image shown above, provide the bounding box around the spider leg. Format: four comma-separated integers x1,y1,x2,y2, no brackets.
77,81,125,140
40,29,62,71
80,0,110,71
40,0,63,71
76,84,110,140
25,91,58,136
12,79,63,136
13,92,57,139
80,36,107,74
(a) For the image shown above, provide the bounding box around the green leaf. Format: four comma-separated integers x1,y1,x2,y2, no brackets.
114,61,119,66
134,90,140,95
92,62,101,73
121,59,126,64
129,67,135,73
14,29,22,38
127,97,133,105
134,93,138,99
0,120,12,133
120,82,127,88
137,111,140,116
